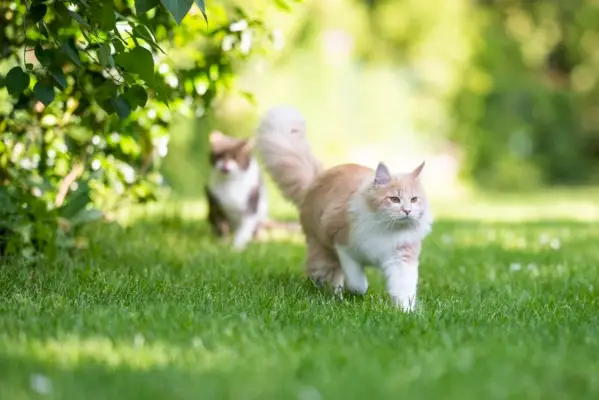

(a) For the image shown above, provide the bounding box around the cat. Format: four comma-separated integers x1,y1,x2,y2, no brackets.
255,106,433,311
205,130,268,250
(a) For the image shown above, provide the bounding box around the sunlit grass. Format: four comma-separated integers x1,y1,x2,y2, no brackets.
2,189,599,399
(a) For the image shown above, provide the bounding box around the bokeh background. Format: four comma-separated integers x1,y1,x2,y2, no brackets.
162,0,599,203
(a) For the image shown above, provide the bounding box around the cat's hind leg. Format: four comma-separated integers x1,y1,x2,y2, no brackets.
305,237,344,296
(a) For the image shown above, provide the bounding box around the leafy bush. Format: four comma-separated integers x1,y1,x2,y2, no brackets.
0,0,288,259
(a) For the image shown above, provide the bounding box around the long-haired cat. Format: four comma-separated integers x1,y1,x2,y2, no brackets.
205,130,268,250
255,106,433,311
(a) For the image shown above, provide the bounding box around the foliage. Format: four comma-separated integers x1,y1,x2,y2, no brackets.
450,1,599,189
0,0,288,258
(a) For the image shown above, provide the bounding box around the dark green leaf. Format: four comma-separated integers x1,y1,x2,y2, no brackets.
57,181,91,220
6,67,30,95
123,85,148,109
135,0,161,14
34,45,52,66
54,2,70,21
160,0,194,24
111,96,131,119
29,4,47,22
153,79,170,108
50,67,67,90
90,2,116,31
68,10,90,28
33,81,55,106
98,43,111,67
194,0,207,22
132,25,166,54
113,39,125,53
114,47,154,84
96,81,118,101
38,22,49,37
60,39,83,67
25,63,34,71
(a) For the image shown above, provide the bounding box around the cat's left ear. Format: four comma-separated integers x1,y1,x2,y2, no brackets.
410,161,425,179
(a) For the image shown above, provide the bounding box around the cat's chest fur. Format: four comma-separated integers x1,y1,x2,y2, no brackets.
344,200,431,266
208,160,263,222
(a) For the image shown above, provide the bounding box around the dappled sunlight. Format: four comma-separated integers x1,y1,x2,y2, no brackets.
0,334,239,372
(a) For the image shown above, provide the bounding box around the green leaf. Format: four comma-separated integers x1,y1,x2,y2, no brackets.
29,4,47,22
135,0,161,14
132,25,165,54
33,81,55,106
113,39,125,53
91,2,116,31
50,67,67,90
25,63,34,71
38,22,49,37
6,67,30,95
60,39,83,67
114,47,155,84
68,10,90,28
34,45,52,67
194,0,207,22
160,0,194,24
123,85,148,109
0,74,5,89
111,96,131,119
98,43,111,67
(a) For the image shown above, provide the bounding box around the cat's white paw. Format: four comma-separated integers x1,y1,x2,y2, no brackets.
391,295,417,312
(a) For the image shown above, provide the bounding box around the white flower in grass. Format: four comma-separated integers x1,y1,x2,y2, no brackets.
539,233,550,244
550,238,561,250
298,386,321,400
30,373,52,395
441,234,453,244
510,263,522,272
133,333,145,348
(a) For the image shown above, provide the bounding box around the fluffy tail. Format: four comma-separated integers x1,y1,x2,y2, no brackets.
255,106,323,207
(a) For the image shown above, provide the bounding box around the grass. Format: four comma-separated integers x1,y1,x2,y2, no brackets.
2,191,599,399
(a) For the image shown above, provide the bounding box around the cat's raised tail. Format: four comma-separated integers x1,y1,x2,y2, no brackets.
255,106,323,207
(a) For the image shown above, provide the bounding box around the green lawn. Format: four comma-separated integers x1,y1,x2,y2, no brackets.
2,191,599,399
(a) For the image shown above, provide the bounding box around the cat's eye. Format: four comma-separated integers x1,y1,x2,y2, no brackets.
389,196,400,203
411,197,418,203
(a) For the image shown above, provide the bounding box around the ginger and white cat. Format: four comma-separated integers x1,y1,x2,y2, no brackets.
255,106,433,311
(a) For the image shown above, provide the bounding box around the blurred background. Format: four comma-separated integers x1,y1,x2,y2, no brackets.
163,0,599,201
3,0,599,256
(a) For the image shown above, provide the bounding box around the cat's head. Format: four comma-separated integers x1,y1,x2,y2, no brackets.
208,131,253,176
365,161,432,227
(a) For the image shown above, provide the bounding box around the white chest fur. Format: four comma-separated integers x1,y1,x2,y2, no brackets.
345,198,432,267
208,159,265,224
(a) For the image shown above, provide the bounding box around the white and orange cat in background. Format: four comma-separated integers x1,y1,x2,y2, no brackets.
255,106,433,311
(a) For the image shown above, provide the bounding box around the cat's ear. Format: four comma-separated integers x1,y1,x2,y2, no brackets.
374,162,392,186
209,131,225,146
234,138,254,154
410,161,425,179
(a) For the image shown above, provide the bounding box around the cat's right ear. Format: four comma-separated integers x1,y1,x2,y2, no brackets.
374,162,392,186
209,131,224,146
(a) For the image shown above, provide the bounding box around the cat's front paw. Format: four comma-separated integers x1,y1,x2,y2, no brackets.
391,295,417,312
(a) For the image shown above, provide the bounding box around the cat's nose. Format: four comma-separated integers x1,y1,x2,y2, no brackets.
403,209,411,215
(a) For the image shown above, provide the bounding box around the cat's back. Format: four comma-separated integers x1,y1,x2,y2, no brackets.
300,163,373,246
